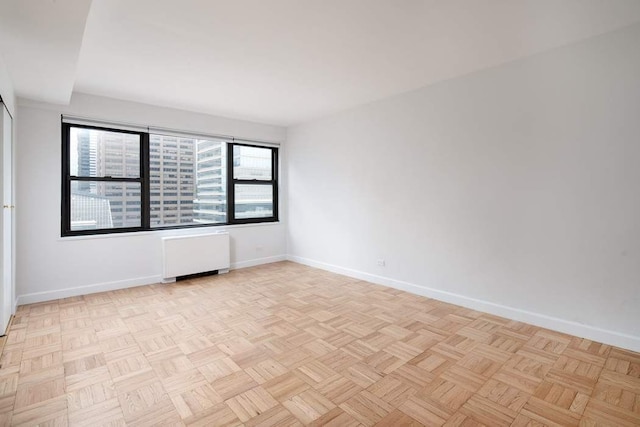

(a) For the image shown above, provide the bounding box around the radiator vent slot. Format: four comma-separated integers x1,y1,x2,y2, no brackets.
176,270,219,282
162,232,230,282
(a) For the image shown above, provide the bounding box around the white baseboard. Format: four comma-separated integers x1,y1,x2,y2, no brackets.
16,255,288,306
287,255,640,352
16,275,162,305
231,254,287,270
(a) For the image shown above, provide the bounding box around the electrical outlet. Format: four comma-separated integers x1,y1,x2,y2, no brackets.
377,259,385,267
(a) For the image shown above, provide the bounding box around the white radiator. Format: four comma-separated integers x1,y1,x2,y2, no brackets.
162,232,230,282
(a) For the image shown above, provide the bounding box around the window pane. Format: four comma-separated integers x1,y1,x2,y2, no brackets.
234,184,273,219
150,134,227,227
233,146,272,180
70,127,140,178
70,181,141,230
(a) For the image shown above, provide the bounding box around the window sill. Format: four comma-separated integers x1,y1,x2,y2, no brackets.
57,220,282,242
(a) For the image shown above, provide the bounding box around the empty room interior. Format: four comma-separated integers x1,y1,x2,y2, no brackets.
0,0,639,425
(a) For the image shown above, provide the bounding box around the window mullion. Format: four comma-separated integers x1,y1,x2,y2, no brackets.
61,122,71,235
232,179,273,185
227,142,235,224
141,132,150,230
273,147,279,221
70,176,142,183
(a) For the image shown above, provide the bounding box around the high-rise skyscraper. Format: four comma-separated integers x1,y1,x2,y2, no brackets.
194,140,227,224
150,135,197,226
75,128,95,192
94,130,142,228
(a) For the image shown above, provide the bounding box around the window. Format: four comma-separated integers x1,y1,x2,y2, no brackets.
61,121,278,236
63,125,145,233
229,144,278,223
149,134,228,227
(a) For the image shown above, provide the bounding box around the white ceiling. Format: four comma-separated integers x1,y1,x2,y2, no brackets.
3,1,640,125
0,0,92,105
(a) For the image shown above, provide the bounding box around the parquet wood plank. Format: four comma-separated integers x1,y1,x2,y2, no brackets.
582,396,640,427
10,395,67,427
197,357,241,383
244,404,302,427
459,394,517,427
182,401,240,427
225,385,279,422
67,397,125,427
399,394,454,426
519,395,581,426
342,362,384,389
282,388,335,424
477,378,529,413
367,375,416,408
294,360,338,386
315,374,362,405
67,378,117,412
339,390,392,426
423,377,474,410
376,408,425,426
263,372,310,402
14,375,65,410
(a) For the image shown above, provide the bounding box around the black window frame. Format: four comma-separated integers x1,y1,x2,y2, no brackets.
227,143,279,224
61,121,279,237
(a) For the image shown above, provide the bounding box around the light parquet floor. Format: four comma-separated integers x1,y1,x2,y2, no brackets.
0,261,639,426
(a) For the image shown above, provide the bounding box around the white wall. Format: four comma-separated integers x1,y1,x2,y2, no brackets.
16,93,287,304
287,24,640,351
0,53,15,116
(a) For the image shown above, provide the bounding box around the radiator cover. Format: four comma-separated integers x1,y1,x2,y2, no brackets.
162,232,230,281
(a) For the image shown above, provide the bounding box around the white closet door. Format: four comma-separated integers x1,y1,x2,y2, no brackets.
0,103,13,332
